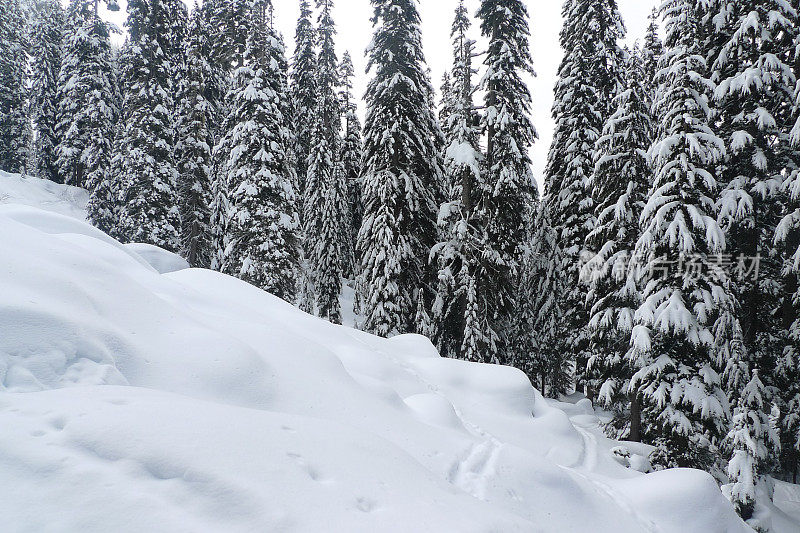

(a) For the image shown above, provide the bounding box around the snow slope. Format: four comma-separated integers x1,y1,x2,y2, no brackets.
0,171,774,532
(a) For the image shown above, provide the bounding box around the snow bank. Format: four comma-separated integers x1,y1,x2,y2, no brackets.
0,173,762,532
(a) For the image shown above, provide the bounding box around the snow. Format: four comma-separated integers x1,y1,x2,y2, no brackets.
123,243,191,274
0,171,784,532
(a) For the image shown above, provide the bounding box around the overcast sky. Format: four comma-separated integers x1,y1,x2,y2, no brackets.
103,0,660,188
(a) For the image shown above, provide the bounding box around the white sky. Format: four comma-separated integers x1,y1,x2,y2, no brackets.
102,0,659,188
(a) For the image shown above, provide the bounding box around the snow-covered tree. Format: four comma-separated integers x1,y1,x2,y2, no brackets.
175,6,214,268
26,0,63,182
0,0,28,173
339,51,363,276
56,0,118,208
218,0,301,300
439,70,456,148
537,0,625,392
305,0,345,322
357,0,442,337
114,0,185,250
641,8,664,91
777,14,800,482
713,0,797,411
207,0,248,71
582,49,654,440
723,368,780,526
630,0,729,470
475,0,538,365
431,0,489,361
291,0,316,206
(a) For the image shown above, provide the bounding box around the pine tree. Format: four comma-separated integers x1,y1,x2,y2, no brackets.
291,0,316,207
218,0,301,300
357,0,442,337
583,49,654,440
432,0,489,361
438,71,456,146
339,51,363,276
538,0,625,393
55,0,118,190
26,0,63,182
304,0,345,322
207,0,248,71
0,0,28,173
175,6,214,268
115,0,187,250
712,0,797,426
723,369,780,527
630,0,729,470
777,13,800,482
641,8,664,91
475,0,538,365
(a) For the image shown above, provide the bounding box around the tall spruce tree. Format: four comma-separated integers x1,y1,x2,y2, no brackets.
475,0,537,365
55,0,118,200
641,8,664,90
218,0,301,300
722,367,780,526
432,0,487,361
778,14,800,482
115,0,186,250
305,0,344,323
630,0,729,470
710,0,798,487
357,0,442,337
207,0,248,71
537,0,625,394
175,6,214,268
339,51,363,276
291,0,316,208
714,0,796,386
582,49,654,441
0,0,27,173
26,0,63,182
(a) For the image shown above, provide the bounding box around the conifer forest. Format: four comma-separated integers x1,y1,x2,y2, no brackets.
2,0,800,529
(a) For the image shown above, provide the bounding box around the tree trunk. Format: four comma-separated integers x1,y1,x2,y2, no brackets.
629,391,642,442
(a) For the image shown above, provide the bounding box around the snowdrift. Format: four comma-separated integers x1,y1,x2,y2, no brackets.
0,171,765,532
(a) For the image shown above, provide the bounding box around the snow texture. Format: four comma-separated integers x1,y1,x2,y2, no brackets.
0,171,776,532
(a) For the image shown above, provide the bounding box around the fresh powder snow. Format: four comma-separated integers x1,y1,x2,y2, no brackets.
1,170,796,532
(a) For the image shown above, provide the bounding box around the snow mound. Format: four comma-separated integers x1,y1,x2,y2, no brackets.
0,173,759,532
124,243,191,273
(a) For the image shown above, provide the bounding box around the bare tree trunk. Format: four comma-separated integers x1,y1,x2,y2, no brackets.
629,391,642,442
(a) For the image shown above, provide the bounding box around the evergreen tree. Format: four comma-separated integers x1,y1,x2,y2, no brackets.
537,0,625,393
777,16,800,482
26,0,63,182
582,49,654,440
0,0,27,173
357,0,442,337
175,6,214,268
218,0,301,300
207,0,248,71
630,0,729,470
475,0,538,365
712,0,797,423
432,0,488,360
291,0,316,208
723,368,780,527
55,0,118,190
115,0,185,250
641,7,664,90
305,0,344,322
339,51,363,276
438,70,456,146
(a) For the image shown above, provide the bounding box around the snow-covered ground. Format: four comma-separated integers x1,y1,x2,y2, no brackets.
0,170,796,532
